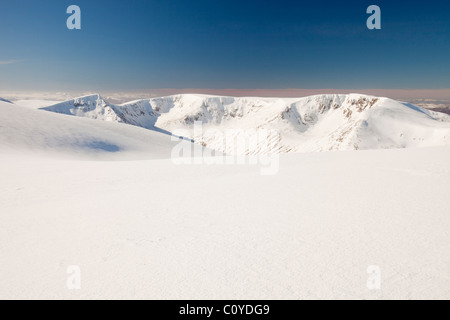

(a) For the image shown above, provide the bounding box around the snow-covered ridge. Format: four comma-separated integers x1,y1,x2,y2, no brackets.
0,100,177,159
42,93,450,153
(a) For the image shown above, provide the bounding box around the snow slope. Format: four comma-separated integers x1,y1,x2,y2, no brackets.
0,101,177,160
0,97,13,104
13,99,63,109
43,94,450,154
0,146,449,299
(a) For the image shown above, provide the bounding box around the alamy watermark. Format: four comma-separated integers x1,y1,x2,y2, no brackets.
66,265,81,290
67,5,380,31
367,5,381,30
367,265,381,290
171,122,280,176
67,5,81,30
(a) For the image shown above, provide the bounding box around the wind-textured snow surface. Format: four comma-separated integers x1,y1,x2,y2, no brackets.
0,148,449,299
43,93,450,154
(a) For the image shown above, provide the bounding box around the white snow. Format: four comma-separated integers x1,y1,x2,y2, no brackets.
0,98,449,300
13,99,63,109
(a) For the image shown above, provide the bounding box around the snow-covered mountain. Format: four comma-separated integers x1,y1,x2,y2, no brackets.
0,100,177,159
2,97,450,300
42,93,450,153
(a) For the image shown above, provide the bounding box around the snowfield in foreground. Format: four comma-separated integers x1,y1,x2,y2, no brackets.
0,99,449,299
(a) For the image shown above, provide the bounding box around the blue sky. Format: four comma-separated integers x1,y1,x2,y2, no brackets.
0,0,450,92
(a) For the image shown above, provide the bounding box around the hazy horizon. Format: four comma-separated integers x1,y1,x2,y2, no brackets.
1,88,450,104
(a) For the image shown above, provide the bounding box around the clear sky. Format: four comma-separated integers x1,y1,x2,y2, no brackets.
1,0,450,92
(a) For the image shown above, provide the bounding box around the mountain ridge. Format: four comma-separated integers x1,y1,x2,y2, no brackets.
41,93,450,153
